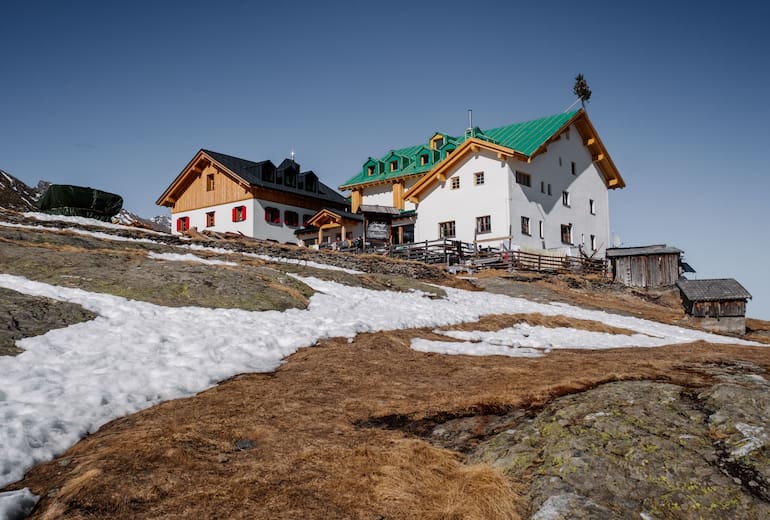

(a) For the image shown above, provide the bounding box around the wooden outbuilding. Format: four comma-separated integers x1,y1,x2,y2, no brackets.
606,245,684,288
676,278,752,334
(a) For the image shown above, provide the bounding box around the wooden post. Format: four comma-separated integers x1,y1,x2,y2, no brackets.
317,227,323,245
341,224,347,242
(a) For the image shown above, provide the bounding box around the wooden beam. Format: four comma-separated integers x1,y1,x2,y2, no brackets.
584,137,596,146
592,153,605,162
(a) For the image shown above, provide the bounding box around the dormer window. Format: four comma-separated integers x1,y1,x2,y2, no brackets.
390,160,398,172
420,154,429,166
367,165,375,176
432,137,444,150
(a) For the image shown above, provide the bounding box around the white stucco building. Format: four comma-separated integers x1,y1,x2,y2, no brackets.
337,109,625,256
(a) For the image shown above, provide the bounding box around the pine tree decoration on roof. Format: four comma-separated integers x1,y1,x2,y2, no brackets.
573,74,592,107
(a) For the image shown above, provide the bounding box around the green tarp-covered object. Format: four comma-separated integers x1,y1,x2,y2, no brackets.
37,184,123,221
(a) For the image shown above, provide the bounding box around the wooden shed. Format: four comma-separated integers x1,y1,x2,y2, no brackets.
606,245,684,288
676,278,752,334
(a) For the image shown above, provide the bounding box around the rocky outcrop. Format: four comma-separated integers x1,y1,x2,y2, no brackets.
362,362,770,519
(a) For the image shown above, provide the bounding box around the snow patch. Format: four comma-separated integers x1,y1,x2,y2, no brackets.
147,252,238,266
0,488,39,520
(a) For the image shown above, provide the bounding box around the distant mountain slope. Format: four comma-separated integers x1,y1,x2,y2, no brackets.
0,169,38,211
112,208,171,232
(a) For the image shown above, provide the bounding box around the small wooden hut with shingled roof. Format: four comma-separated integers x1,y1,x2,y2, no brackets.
676,278,752,334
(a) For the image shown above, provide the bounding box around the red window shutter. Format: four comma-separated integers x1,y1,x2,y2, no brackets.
264,208,269,221
176,218,181,231
232,207,237,222
242,207,246,220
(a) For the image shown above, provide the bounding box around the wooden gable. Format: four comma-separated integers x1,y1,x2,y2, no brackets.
156,151,253,212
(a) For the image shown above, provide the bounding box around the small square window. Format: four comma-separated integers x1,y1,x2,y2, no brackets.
450,177,460,190
284,211,299,227
561,224,573,244
562,191,570,207
476,215,491,234
206,211,215,227
265,207,280,224
367,165,375,176
390,160,398,172
176,216,190,232
439,220,456,238
474,172,484,185
521,216,531,236
420,154,429,166
515,171,531,187
232,206,246,222
206,173,215,191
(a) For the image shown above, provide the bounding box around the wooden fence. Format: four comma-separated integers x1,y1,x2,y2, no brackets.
385,239,607,275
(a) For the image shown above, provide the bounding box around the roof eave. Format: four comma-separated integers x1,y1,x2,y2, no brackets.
405,138,523,203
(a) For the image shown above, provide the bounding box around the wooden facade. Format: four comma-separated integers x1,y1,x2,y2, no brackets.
676,278,752,334
606,245,683,288
172,163,253,213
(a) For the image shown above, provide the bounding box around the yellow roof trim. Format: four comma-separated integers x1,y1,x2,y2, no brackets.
405,138,520,202
572,111,626,189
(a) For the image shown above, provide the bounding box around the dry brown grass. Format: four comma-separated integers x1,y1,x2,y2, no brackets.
13,325,770,519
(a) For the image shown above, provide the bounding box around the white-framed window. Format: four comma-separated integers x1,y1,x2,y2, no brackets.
450,177,460,190
561,224,573,244
589,199,596,215
205,211,215,227
515,170,531,187
474,172,484,185
521,216,531,236
562,191,570,207
590,234,597,250
439,220,456,238
476,215,491,234
539,220,544,239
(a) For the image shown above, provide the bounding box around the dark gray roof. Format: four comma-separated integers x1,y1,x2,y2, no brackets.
358,204,401,215
676,279,752,301
606,244,683,258
201,149,348,207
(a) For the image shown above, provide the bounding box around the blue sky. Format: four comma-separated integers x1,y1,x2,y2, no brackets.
2,1,769,320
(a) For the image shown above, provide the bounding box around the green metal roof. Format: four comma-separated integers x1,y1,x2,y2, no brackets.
339,111,577,190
